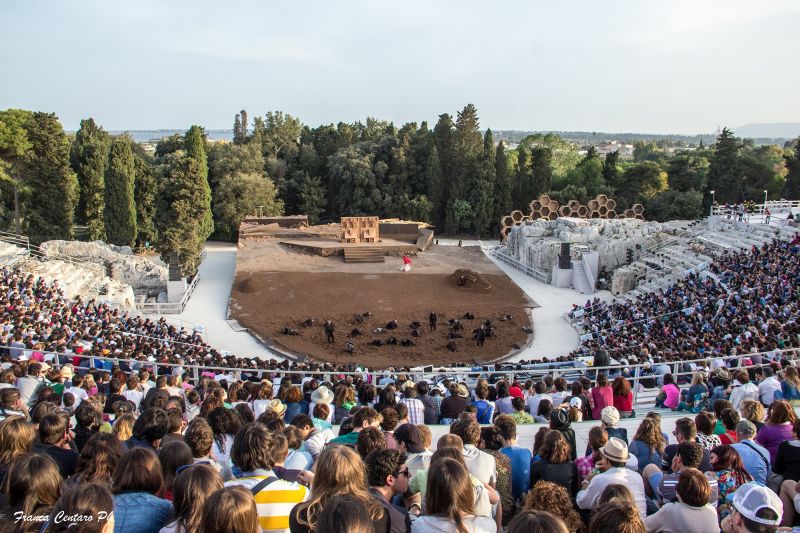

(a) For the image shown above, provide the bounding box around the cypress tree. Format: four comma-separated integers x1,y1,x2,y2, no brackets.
233,114,242,144
433,114,455,230
70,118,110,240
23,112,77,243
514,146,530,210
104,137,137,247
470,129,496,236
602,150,620,187
530,147,554,199
494,141,512,223
185,125,214,240
132,144,157,248
784,138,800,199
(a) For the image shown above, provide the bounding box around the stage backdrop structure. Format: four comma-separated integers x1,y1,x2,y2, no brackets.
341,216,379,244
500,194,644,240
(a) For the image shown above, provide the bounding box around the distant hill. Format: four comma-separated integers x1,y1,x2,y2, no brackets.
734,123,800,140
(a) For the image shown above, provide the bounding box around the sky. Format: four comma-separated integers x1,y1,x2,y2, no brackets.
2,0,799,134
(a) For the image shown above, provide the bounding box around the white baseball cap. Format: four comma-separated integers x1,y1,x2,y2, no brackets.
731,482,783,526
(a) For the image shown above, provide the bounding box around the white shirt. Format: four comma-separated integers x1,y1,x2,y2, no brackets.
526,393,551,416
461,444,496,486
729,381,759,410
758,376,781,406
123,389,143,409
577,467,647,519
66,386,89,407
411,515,496,533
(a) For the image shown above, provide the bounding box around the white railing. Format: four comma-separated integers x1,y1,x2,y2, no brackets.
712,200,800,219
136,273,201,315
579,254,596,294
491,247,551,283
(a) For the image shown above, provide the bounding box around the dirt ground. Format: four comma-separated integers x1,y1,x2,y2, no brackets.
229,241,535,367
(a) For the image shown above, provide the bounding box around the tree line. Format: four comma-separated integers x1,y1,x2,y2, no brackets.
1,106,799,277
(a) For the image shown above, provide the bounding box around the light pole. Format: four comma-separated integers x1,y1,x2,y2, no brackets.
710,190,715,217
763,190,768,224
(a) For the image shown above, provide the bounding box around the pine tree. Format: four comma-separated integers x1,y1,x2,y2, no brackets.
494,141,512,223
23,112,77,243
785,138,800,199
185,125,214,240
708,127,742,203
70,118,110,240
104,137,137,247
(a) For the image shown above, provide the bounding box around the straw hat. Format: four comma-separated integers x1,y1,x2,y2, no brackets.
456,383,470,398
600,437,630,463
311,386,334,405
266,399,287,417
61,364,75,379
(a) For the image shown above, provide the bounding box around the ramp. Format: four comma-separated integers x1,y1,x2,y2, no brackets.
344,247,385,263
416,229,434,251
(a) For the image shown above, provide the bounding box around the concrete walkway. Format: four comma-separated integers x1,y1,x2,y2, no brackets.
178,242,276,359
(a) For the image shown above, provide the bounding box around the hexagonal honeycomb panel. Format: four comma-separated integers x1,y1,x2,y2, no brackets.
606,199,616,211
511,210,524,222
577,205,589,217
632,203,644,215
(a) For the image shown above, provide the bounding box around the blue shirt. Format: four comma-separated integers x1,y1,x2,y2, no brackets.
732,440,771,485
501,445,532,500
113,492,172,533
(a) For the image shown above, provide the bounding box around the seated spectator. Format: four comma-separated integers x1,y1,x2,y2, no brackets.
522,480,582,531
34,412,79,478
290,414,334,461
283,426,312,471
73,401,101,453
208,406,241,470
655,374,680,409
600,406,628,445
252,382,274,419
394,423,431,476
0,415,35,497
720,481,784,533
781,366,800,406
628,417,666,474
588,499,646,533
644,441,719,509
740,399,766,432
365,449,412,533
225,423,309,532
712,399,734,435
644,467,718,533
612,376,634,418
526,381,551,420
731,420,771,485
495,414,532,503
112,413,135,442
67,432,125,488
182,417,231,481
534,399,553,424
357,426,388,460
756,399,796,462
380,407,400,450
160,407,185,447
679,372,709,411
577,438,647,518
290,445,387,533
316,494,376,533
511,396,533,424
439,383,470,423
0,453,62,527
158,440,193,501
591,372,613,421
46,482,115,533
577,426,608,483
411,457,496,533
126,408,169,451
201,486,260,533
719,408,740,445
694,411,721,450
450,417,496,486
707,444,753,521
333,385,356,424
773,419,800,483
507,509,570,533
662,418,712,472
530,430,579,497
478,425,514,524
757,367,781,407
112,448,172,533
0,388,27,421
549,409,577,461
729,371,759,411
330,407,382,447
161,463,223,533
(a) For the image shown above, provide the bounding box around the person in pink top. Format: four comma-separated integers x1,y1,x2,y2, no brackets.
591,373,614,421
656,374,680,409
756,400,796,462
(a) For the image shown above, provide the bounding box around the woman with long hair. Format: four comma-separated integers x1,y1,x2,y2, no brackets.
158,440,194,502
290,445,387,533
201,486,260,533
112,448,172,533
478,425,514,526
207,407,242,469
576,426,607,483
412,458,496,533
46,483,115,533
588,500,645,533
523,480,583,533
0,415,35,492
781,366,800,406
612,377,633,418
0,454,62,532
161,464,223,533
627,418,666,473
530,430,579,497
67,432,125,488
316,495,376,533
112,413,135,442
740,399,766,432
507,510,570,533
283,386,309,423
534,399,553,424
756,399,796,462
707,444,753,521
332,386,356,424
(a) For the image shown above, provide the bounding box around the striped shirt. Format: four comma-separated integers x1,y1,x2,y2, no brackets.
225,469,309,533
399,398,425,425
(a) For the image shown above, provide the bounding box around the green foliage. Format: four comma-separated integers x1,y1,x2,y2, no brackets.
616,161,668,207
0,109,34,231
232,110,249,145
299,173,326,224
493,141,512,224
513,146,530,211
518,133,580,178
602,150,621,186
561,157,607,199
131,144,157,248
263,111,302,157
666,154,709,192
22,112,77,243
738,145,785,199
70,118,110,239
708,128,742,203
646,189,704,221
154,134,184,158
104,137,137,247
470,158,495,236
632,141,666,163
207,142,264,188
785,138,800,198
448,199,474,233
212,172,283,241
329,145,383,216
184,125,213,240
530,147,554,199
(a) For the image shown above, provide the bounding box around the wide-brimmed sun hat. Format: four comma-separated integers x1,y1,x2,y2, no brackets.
600,437,630,463
311,386,334,404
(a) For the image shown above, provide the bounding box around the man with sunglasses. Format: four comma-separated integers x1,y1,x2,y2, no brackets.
366,449,412,533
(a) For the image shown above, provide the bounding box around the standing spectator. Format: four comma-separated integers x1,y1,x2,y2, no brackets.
365,449,412,533
643,468,718,533
411,458,496,533
628,417,666,474
694,412,721,450
756,400,796,462
613,377,634,418
399,385,425,426
450,418,496,486
201,486,260,533
530,430,579,497
112,448,173,533
225,423,309,532
731,420,771,485
521,481,582,533
0,453,62,528
496,415,532,502
290,446,387,533
160,464,223,533
34,412,79,478
577,438,647,519
707,444,753,521
591,373,614,421
479,426,514,525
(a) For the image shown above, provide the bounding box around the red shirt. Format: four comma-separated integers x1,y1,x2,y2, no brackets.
719,431,738,445
613,392,633,412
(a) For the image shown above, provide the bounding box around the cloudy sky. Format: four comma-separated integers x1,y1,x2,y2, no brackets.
3,0,798,133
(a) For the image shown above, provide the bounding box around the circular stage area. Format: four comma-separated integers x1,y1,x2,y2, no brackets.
229,239,534,368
